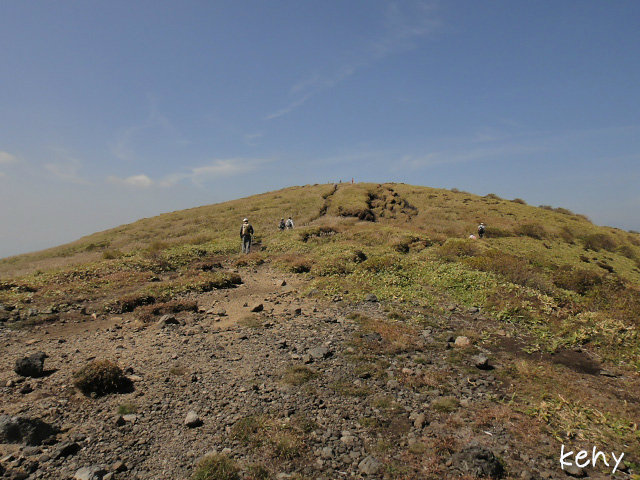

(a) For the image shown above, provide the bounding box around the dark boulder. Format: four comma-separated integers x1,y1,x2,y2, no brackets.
0,415,57,446
14,352,48,378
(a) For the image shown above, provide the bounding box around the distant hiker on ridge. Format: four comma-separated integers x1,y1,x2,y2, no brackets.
240,218,254,254
278,218,286,231
477,222,486,239
285,217,294,229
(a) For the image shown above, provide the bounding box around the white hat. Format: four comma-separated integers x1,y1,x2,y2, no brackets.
243,218,248,222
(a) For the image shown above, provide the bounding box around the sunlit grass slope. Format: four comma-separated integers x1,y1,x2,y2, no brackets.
2,182,639,370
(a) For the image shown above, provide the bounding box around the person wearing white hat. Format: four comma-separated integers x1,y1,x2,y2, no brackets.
240,218,254,253
477,222,486,239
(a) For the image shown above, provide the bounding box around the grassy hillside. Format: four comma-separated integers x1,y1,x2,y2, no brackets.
1,182,639,471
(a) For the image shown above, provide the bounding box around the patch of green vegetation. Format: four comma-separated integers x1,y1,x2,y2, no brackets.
192,454,239,480
117,402,138,415
281,365,317,386
431,396,460,413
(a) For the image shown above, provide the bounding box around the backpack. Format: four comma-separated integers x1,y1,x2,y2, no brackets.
242,224,251,236
478,225,485,233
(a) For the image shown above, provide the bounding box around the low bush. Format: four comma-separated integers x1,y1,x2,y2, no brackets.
581,233,617,252
436,238,482,262
616,244,638,260
192,454,240,480
552,266,602,295
465,250,552,293
73,360,132,396
108,294,156,314
298,226,338,242
282,365,317,386
514,223,546,240
276,254,313,273
135,299,198,323
358,254,401,273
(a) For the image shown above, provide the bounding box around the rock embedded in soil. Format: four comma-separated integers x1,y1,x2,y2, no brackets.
184,411,202,428
74,465,107,480
0,415,57,446
251,303,264,312
472,354,493,370
451,445,504,478
358,455,382,475
14,352,48,378
454,336,471,347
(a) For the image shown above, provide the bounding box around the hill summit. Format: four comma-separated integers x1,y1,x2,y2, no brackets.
0,183,638,479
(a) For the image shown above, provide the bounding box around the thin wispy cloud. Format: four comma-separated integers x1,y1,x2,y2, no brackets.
108,158,266,189
44,149,90,185
0,151,18,164
111,96,189,161
266,1,441,120
402,144,544,169
107,174,155,188
243,132,264,146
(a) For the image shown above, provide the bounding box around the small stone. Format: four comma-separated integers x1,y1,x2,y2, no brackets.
250,303,264,313
308,346,332,360
112,461,127,472
472,355,493,370
454,336,471,347
413,413,427,429
19,383,33,394
157,315,179,327
364,294,378,303
451,445,503,478
320,446,333,459
358,455,382,475
184,411,202,428
55,441,81,459
74,466,107,480
280,280,287,287
564,464,586,477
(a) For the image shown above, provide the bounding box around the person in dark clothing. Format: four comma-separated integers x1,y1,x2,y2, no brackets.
477,223,486,239
240,218,254,253
278,218,286,231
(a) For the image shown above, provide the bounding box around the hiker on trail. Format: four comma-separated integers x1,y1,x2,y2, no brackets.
240,218,254,253
285,217,294,229
278,218,286,231
477,223,486,239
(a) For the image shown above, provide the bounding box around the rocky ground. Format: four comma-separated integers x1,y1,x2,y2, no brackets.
0,266,634,479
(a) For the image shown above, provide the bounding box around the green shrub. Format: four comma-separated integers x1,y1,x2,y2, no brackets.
73,360,132,396
359,254,401,273
514,223,546,240
135,299,198,322
117,402,137,414
582,233,617,252
436,238,481,261
298,226,338,242
616,244,638,260
108,294,156,314
552,266,602,295
192,454,240,480
282,365,317,386
102,249,123,260
465,250,552,293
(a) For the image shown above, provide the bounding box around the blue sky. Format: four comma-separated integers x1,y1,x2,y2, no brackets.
1,1,639,258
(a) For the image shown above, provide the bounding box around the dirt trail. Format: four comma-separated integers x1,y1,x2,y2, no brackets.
0,265,636,479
